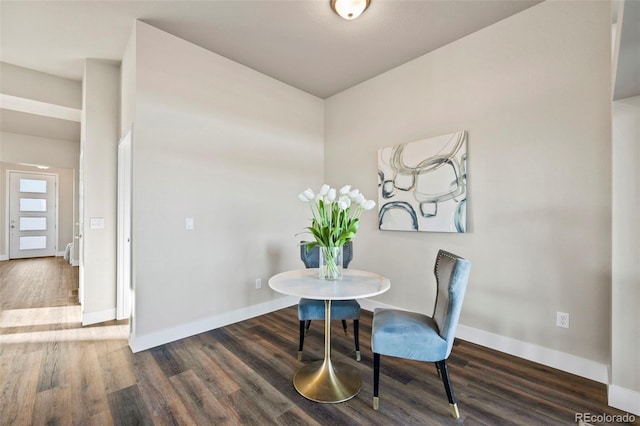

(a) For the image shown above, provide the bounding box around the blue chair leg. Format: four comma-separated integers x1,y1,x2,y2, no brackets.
436,359,460,419
298,321,305,361
305,320,312,335
373,352,380,409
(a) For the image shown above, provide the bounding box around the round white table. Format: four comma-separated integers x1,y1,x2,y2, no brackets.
269,268,391,403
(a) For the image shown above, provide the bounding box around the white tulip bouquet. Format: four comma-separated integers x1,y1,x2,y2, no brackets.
298,184,376,279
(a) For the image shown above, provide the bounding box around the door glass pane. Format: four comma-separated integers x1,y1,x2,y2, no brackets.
20,198,47,212
20,217,47,231
20,179,47,193
20,236,47,250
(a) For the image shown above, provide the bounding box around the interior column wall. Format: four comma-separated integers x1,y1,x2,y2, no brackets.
611,95,640,414
80,59,120,324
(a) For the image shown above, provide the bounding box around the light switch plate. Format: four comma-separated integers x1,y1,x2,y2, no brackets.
90,217,104,229
186,218,194,230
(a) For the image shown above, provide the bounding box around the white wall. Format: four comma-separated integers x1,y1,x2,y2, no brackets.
127,22,324,351
0,62,82,109
120,23,136,137
80,60,120,324
611,95,640,414
1,131,80,168
325,0,611,375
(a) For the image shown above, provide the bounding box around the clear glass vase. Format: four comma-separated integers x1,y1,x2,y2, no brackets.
319,245,343,280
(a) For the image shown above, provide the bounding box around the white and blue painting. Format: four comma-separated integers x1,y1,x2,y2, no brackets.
377,131,467,233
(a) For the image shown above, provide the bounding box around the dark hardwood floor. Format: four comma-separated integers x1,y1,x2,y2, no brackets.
1,257,636,425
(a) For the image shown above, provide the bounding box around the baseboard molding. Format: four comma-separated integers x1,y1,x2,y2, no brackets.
0,255,8,261
71,259,79,267
56,251,64,257
455,324,609,384
129,295,298,353
128,296,612,391
358,298,395,312
82,308,116,326
608,385,640,416
358,299,609,384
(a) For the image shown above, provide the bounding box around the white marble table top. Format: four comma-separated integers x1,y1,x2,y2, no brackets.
268,269,391,300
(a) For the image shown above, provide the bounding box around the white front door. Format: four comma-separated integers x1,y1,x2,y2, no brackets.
9,172,57,259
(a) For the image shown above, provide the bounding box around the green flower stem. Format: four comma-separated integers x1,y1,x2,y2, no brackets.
320,246,342,280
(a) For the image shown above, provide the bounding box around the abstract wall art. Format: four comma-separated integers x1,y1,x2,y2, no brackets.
377,131,468,233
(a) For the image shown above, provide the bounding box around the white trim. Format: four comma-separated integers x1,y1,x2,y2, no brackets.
82,308,116,326
3,170,9,261
358,298,395,312
117,129,133,321
71,258,79,267
0,94,81,122
455,324,609,384
0,255,8,261
129,295,298,353
358,299,609,384
608,385,640,416
56,251,65,257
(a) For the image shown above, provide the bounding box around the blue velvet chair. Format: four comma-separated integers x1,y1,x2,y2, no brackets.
298,241,361,361
371,250,471,419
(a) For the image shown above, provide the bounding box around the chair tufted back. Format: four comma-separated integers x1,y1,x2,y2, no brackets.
432,250,471,358
299,241,353,269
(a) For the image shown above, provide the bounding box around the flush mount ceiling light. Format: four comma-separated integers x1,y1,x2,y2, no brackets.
331,0,371,20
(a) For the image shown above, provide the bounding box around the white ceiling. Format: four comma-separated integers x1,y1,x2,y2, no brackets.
0,0,543,99
2,1,637,146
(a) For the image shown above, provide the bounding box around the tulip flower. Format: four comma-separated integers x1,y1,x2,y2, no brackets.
338,196,351,210
326,188,337,202
298,193,310,202
362,200,376,210
298,184,376,252
319,184,330,196
302,188,314,200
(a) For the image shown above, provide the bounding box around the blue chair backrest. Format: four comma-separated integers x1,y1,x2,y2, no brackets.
432,250,471,357
300,241,353,269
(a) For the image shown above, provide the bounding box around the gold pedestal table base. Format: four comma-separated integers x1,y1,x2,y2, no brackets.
293,300,361,403
294,359,361,403
268,269,391,404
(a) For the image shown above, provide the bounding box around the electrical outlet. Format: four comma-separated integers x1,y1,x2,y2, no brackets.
255,278,262,289
185,218,194,230
556,312,569,328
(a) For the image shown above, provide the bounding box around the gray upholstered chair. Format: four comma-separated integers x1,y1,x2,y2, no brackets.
371,249,471,419
298,241,361,361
